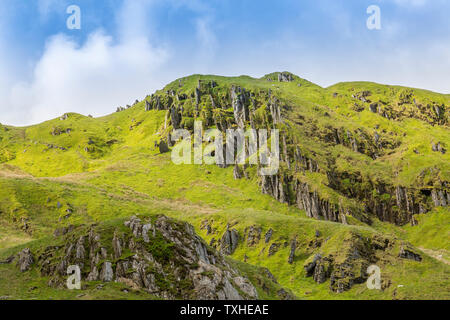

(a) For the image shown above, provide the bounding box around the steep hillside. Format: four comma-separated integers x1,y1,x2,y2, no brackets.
0,72,448,300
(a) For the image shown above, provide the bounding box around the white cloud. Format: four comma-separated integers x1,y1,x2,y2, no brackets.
0,0,220,126
0,0,175,126
6,31,169,126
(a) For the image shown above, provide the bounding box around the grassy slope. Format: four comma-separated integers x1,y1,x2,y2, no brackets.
0,73,449,300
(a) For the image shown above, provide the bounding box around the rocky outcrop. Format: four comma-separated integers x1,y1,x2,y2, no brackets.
302,232,406,293
145,100,152,111
133,76,446,228
233,164,243,180
268,243,280,257
261,173,289,204
264,229,273,244
100,262,114,282
245,226,262,247
269,97,282,125
54,225,75,237
359,91,447,125
327,166,448,225
220,226,240,255
377,184,447,225
288,239,296,264
34,215,265,300
51,127,72,136
231,86,250,129
294,181,349,223
294,147,319,173
431,188,449,207
278,72,294,82
170,105,182,129
304,254,322,277
431,142,446,154
369,103,378,113
398,244,422,262
159,141,170,153
200,220,214,235
144,94,173,112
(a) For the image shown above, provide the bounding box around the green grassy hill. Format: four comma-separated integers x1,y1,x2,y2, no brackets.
0,72,448,300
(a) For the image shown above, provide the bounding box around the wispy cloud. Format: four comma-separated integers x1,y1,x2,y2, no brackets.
9,31,169,125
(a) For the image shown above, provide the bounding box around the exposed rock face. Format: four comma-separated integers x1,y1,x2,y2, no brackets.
302,232,410,293
100,262,114,282
122,75,448,227
398,244,422,262
54,225,75,237
431,189,449,207
170,105,182,129
231,86,249,128
200,220,214,235
245,226,262,247
295,181,349,223
269,97,282,125
288,239,296,264
145,100,152,111
431,142,446,154
261,174,288,204
278,72,294,82
16,248,34,272
220,227,240,255
304,254,322,277
369,184,448,225
268,243,280,257
265,229,273,244
35,215,263,300
233,165,243,180
112,232,122,259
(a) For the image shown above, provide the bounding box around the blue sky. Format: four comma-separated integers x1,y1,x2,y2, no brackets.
0,0,449,125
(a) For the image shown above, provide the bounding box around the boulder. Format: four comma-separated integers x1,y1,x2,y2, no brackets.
278,72,293,82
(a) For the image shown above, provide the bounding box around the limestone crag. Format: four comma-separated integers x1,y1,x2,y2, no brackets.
35,215,265,300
